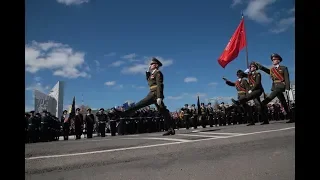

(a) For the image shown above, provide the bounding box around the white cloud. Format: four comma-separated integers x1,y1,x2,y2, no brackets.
122,53,137,60
104,52,116,57
104,81,116,86
56,0,89,6
231,0,243,7
110,60,125,67
269,17,295,34
184,77,198,83
26,77,50,93
25,41,90,79
244,0,276,24
132,85,145,89
121,56,173,75
208,82,218,86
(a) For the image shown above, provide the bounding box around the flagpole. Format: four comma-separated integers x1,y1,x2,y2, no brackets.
242,13,250,69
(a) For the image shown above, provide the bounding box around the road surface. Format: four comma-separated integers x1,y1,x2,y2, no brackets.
25,120,295,180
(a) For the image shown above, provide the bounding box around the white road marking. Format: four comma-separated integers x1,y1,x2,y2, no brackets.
25,127,295,161
176,134,225,138
120,137,191,142
198,132,244,135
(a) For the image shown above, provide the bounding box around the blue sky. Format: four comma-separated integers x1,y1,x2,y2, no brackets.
25,0,295,112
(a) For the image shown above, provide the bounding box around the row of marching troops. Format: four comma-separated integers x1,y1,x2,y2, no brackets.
174,101,295,129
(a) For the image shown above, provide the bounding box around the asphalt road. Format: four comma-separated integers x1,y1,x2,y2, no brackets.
25,120,295,180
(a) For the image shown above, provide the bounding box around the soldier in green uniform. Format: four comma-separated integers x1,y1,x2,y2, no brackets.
254,53,293,123
114,58,175,136
199,103,207,128
181,104,191,129
206,103,214,127
223,70,253,125
190,104,198,129
230,62,269,125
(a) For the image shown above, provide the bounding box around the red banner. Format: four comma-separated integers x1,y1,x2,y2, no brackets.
218,18,247,68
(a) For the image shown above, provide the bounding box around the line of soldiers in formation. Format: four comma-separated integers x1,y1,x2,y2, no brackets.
25,100,295,143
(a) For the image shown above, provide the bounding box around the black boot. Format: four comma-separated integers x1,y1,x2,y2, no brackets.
163,128,175,136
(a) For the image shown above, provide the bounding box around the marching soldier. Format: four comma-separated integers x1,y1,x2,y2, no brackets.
223,70,252,125
254,53,293,123
199,103,207,128
190,104,198,129
230,63,269,125
207,103,214,127
84,108,95,138
181,104,191,129
96,108,108,137
74,108,83,140
61,110,70,140
113,58,175,136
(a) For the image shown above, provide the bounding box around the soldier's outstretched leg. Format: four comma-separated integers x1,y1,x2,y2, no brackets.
114,93,154,117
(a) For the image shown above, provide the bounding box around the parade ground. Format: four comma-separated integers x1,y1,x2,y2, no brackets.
25,120,295,180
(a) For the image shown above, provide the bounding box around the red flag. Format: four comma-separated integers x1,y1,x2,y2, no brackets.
218,18,247,68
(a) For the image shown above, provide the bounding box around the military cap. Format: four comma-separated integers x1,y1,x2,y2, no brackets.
29,110,35,114
76,108,80,111
100,108,104,111
208,102,211,105
237,69,245,75
184,104,188,106
201,102,204,105
63,110,68,113
191,104,195,106
150,57,163,67
87,108,92,111
221,102,224,104
270,53,282,62
250,62,258,69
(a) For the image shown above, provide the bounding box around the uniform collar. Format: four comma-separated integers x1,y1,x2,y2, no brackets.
274,64,280,68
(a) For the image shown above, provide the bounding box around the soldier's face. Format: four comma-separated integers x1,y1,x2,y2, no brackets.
272,58,280,65
150,63,157,70
250,65,256,71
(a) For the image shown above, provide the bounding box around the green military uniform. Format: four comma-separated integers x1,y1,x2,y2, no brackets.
255,53,293,123
206,103,214,127
114,58,175,135
231,63,269,125
224,70,253,125
181,104,191,129
199,103,207,128
190,104,198,129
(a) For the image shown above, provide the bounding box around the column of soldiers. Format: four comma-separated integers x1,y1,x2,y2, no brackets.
25,110,61,143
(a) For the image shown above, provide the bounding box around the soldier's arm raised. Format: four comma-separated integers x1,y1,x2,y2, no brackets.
155,71,164,99
251,73,262,91
283,66,290,90
226,80,235,86
256,63,270,74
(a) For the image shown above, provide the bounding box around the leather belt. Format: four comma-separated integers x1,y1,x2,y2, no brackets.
274,80,283,83
150,85,157,91
238,91,246,94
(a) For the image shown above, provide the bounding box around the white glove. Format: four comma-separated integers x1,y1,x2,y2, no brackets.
244,69,250,73
157,98,162,106
248,90,252,94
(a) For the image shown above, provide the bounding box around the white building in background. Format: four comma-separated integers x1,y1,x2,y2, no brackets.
34,81,64,118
